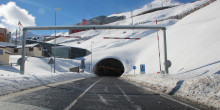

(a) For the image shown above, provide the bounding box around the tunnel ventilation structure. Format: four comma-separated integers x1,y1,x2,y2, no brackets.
94,58,124,77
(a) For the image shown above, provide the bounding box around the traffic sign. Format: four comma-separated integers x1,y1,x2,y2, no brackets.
48,58,54,64
133,66,136,70
17,57,27,65
133,66,136,75
164,60,172,68
140,64,145,72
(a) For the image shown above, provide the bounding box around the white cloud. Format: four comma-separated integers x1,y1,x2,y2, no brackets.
0,1,36,33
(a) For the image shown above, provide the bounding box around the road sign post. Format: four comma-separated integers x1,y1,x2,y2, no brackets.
48,58,55,73
133,66,136,75
140,64,145,74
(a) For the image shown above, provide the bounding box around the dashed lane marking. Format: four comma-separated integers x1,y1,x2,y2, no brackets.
64,78,103,110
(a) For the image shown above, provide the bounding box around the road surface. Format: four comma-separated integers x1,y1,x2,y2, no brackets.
0,77,202,110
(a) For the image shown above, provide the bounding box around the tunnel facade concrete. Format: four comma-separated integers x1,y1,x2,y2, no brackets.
93,58,125,77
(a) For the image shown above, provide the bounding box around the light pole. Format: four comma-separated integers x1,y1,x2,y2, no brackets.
54,7,61,73
90,42,94,73
130,8,133,25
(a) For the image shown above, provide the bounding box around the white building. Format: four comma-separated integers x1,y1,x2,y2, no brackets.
0,46,11,65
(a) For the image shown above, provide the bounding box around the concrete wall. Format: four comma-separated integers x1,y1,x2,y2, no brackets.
6,47,17,55
26,47,43,57
0,48,10,65
6,47,21,55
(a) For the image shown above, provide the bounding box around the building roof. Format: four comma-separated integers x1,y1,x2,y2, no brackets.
0,42,15,47
17,43,39,48
0,45,6,48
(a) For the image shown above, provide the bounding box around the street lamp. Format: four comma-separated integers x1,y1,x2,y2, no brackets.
91,42,94,73
54,7,61,73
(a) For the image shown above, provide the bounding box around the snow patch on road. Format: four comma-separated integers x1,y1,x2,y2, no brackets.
98,95,111,105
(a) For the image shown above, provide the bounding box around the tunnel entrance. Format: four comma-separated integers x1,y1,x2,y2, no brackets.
93,58,125,77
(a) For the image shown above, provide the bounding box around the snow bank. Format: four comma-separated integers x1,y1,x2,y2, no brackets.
60,0,220,108
122,1,220,109
123,68,220,109
0,55,94,96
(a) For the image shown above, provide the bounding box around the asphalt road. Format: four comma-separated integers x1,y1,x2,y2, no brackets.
0,77,202,110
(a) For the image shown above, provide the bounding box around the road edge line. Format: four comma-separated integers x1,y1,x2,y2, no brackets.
121,78,201,110
160,94,200,110
0,77,85,100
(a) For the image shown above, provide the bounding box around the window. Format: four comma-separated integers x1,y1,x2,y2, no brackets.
29,47,34,51
14,48,18,53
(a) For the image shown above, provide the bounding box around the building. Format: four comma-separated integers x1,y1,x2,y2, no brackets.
0,28,11,43
4,43,43,57
69,15,126,34
0,28,7,42
0,46,11,65
15,43,43,57
52,46,70,58
52,45,91,59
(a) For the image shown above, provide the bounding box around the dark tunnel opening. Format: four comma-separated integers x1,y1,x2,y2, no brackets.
93,58,125,77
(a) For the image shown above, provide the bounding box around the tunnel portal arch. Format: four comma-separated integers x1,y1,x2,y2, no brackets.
93,58,125,77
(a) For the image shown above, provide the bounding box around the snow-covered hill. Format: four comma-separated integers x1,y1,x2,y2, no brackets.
51,0,219,108
1,0,219,109
57,0,218,74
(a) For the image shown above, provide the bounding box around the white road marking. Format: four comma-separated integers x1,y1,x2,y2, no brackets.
0,78,85,101
104,87,108,92
64,78,103,110
98,95,111,105
160,94,200,110
115,83,142,110
123,79,201,110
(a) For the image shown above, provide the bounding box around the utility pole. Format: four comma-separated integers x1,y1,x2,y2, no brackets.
91,42,94,73
19,24,20,41
163,28,168,74
131,8,133,25
54,8,61,73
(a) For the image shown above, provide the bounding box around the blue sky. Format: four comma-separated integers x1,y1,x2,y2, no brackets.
0,0,194,35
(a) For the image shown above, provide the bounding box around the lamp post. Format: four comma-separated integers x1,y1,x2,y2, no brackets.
91,42,94,73
54,7,61,73
131,8,133,26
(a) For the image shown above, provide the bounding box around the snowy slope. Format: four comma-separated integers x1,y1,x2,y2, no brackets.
166,0,220,74
57,0,220,108
109,0,182,18
0,55,94,95
57,0,216,74
0,0,219,108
